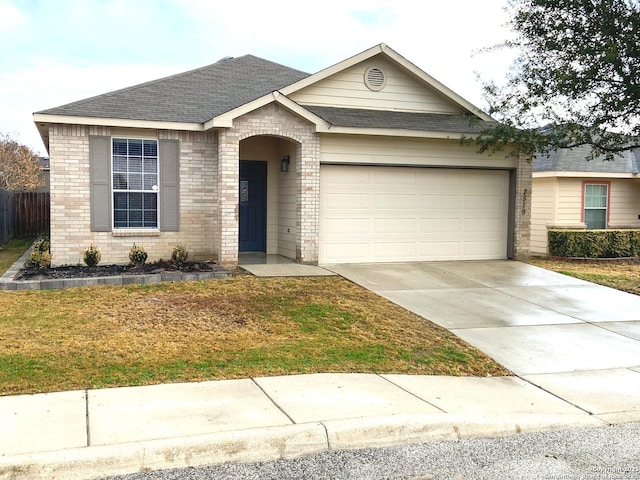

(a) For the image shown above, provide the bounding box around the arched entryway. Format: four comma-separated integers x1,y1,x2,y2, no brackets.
238,135,298,259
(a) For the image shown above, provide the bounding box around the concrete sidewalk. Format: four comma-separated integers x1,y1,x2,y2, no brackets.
0,373,610,480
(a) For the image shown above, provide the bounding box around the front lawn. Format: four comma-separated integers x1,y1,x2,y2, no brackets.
530,258,640,295
0,275,509,395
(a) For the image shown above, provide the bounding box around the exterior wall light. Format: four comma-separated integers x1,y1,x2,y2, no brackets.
280,155,290,172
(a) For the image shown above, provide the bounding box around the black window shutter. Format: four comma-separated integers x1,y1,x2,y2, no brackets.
89,136,112,231
160,139,180,231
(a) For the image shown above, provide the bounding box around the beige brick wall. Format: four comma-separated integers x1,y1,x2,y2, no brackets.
49,124,217,266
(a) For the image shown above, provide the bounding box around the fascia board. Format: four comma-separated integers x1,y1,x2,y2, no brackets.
315,125,472,140
533,171,638,179
33,113,203,131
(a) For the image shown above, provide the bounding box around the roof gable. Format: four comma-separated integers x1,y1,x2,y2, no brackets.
289,54,465,115
281,44,492,122
36,55,310,123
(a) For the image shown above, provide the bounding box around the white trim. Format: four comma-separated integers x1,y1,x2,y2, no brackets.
33,113,203,131
316,125,473,139
110,137,160,231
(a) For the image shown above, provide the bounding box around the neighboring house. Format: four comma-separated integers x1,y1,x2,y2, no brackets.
33,43,531,267
531,146,640,255
34,156,50,193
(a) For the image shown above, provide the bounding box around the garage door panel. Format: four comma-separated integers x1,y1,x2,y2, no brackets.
326,168,371,184
320,165,509,263
324,217,369,234
325,193,370,209
419,218,461,232
464,241,503,257
322,242,371,262
464,195,505,209
464,218,504,233
374,242,417,259
420,195,464,209
375,170,417,185
373,194,418,209
418,170,462,186
374,218,416,233
417,242,461,258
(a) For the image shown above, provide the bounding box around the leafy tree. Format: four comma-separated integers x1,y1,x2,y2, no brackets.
0,132,44,191
475,0,640,160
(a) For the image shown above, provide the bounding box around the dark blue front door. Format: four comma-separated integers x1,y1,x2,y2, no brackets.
239,160,267,252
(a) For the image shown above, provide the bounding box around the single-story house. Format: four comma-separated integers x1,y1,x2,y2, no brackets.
33,43,531,267
531,146,640,255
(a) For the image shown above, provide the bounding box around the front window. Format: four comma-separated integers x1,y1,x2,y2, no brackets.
584,183,608,229
112,138,158,229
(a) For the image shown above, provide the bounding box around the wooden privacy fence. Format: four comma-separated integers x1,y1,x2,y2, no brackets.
0,188,14,245
14,192,50,238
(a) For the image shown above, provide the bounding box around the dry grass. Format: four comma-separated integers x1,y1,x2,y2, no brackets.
530,258,640,295
0,238,33,275
0,275,509,395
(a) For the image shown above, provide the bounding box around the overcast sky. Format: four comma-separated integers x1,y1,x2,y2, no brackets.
0,0,515,155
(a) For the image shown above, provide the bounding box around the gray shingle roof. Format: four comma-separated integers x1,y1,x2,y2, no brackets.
303,106,496,133
36,55,310,123
534,145,640,174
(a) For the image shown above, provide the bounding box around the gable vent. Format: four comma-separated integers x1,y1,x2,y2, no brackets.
364,66,386,91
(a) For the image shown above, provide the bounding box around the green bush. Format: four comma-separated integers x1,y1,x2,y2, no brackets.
171,244,189,266
83,244,102,268
548,229,640,258
129,244,148,267
25,236,51,270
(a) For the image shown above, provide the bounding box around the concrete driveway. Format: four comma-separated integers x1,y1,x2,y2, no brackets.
328,260,640,421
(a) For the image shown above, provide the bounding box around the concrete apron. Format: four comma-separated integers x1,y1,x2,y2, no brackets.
327,260,640,420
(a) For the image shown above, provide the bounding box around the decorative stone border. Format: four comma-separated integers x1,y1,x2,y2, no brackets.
0,248,231,291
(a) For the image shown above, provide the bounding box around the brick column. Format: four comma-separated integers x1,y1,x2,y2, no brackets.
513,153,532,260
217,130,239,266
297,137,320,264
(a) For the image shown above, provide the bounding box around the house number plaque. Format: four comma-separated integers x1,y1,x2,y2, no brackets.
240,181,249,202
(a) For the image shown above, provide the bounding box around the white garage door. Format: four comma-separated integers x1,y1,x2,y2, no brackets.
319,165,510,264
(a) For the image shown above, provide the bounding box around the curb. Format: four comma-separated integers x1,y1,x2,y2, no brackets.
0,414,608,480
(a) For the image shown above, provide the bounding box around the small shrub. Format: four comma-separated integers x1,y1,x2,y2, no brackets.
171,244,189,266
25,236,51,270
129,244,148,267
83,244,102,268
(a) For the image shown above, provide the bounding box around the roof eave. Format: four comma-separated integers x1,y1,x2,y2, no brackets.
33,113,204,131
315,125,477,139
533,171,639,178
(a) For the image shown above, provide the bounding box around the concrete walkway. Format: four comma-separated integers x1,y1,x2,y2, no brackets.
2,259,639,479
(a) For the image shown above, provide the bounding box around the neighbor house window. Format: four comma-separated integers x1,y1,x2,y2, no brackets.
583,183,608,229
112,138,158,228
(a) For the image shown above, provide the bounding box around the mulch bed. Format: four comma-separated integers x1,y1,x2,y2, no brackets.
15,260,219,280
